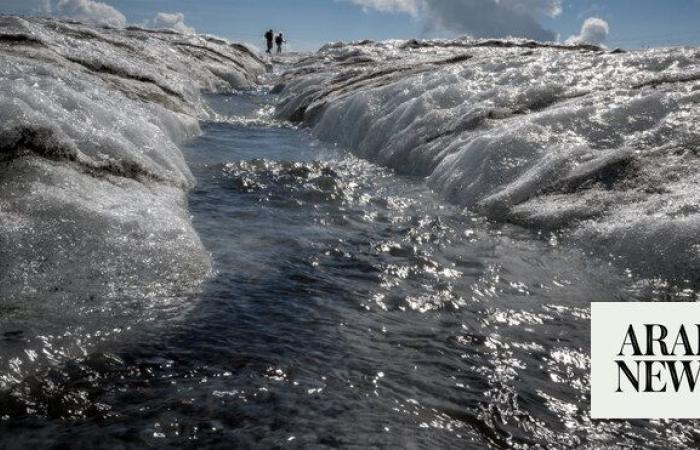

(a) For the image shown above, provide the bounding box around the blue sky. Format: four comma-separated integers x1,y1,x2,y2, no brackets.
549,0,700,48
2,0,700,51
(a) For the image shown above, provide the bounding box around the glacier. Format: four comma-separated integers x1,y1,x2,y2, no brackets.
0,16,266,385
275,38,700,283
1,15,700,447
0,15,267,299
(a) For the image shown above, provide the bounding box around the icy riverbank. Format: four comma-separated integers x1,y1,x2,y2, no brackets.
0,16,266,300
0,16,266,385
275,38,700,283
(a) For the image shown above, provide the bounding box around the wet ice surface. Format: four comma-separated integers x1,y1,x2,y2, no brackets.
2,91,698,449
1,23,700,447
275,39,700,283
0,18,265,386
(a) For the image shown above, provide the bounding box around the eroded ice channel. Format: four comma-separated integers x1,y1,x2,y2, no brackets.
0,83,698,450
0,17,699,449
275,39,700,283
0,16,266,385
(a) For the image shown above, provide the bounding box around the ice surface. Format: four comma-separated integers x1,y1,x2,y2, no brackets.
275,38,700,282
0,16,266,295
0,16,266,382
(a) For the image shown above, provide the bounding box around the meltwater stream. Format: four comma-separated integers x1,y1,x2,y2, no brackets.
1,90,698,448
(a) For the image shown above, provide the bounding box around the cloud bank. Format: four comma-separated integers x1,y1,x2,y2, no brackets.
0,0,125,27
35,0,52,14
0,1,197,36
349,0,421,15
152,12,195,34
56,0,126,27
566,17,609,45
346,0,563,41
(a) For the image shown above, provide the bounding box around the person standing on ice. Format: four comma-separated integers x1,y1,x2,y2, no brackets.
264,29,274,54
275,33,286,54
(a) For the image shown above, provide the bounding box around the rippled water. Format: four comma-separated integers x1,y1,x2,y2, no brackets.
1,90,698,448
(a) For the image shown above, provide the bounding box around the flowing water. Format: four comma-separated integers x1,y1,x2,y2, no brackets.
0,89,697,449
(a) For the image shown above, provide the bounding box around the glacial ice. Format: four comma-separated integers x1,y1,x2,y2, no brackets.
0,16,266,384
0,15,266,293
275,38,700,283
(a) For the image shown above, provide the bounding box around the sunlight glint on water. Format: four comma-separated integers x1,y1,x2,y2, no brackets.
0,90,697,449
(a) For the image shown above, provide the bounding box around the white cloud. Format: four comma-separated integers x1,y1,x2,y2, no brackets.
345,0,562,41
347,0,421,16
0,0,52,16
566,17,609,45
35,0,52,14
498,0,562,19
56,0,126,27
152,12,195,34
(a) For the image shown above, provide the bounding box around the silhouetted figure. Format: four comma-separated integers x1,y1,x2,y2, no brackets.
275,33,285,54
264,29,274,54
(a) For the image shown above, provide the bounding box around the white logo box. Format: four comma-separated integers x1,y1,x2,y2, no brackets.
591,302,700,419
